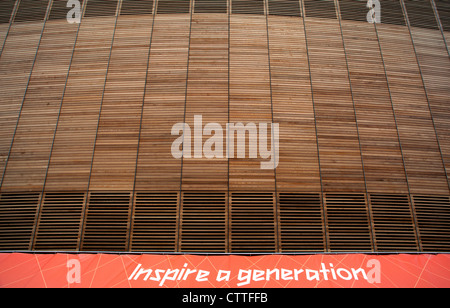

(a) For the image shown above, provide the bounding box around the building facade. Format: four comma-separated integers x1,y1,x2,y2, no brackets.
0,0,449,253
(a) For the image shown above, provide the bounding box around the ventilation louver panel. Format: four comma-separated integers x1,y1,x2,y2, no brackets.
157,0,191,14
83,0,118,17
370,194,418,251
0,192,41,250
49,0,84,20
131,192,178,252
435,0,450,31
303,0,336,19
232,0,265,15
404,0,439,29
379,0,405,26
279,193,325,252
0,0,16,24
33,193,85,250
81,192,131,251
14,0,49,22
120,0,153,15
338,0,369,22
325,193,372,252
268,0,301,16
180,192,227,252
194,0,227,13
230,193,276,252
413,195,450,252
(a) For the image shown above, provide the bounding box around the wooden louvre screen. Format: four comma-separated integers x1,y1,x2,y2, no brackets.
435,0,450,31
48,0,84,20
370,194,419,251
413,195,450,252
180,192,227,253
230,192,277,253
33,192,85,251
232,0,265,14
0,0,16,24
303,0,337,19
379,0,406,26
278,193,325,252
120,0,154,15
267,0,302,16
338,0,369,22
157,0,191,14
13,0,49,22
131,192,178,252
324,193,372,252
81,192,131,251
403,0,439,30
83,0,118,18
194,0,228,13
0,192,41,250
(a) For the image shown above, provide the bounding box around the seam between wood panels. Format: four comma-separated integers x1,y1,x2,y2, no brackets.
127,0,158,252
31,0,87,250
79,0,121,251
0,0,20,58
300,0,327,253
400,0,450,194
335,0,375,252
0,0,53,189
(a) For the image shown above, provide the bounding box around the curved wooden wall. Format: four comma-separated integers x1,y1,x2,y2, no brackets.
0,0,449,253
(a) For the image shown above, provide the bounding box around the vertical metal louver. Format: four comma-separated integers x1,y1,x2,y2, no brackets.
232,0,265,15
120,0,154,15
370,194,418,251
338,0,369,22
131,192,178,252
33,192,85,250
194,0,227,13
0,0,16,24
157,0,191,14
230,193,276,253
81,192,131,251
268,0,302,16
13,0,49,22
403,0,439,29
278,193,325,252
324,194,372,252
303,0,337,19
413,195,450,252
0,193,41,250
180,192,227,252
83,0,118,17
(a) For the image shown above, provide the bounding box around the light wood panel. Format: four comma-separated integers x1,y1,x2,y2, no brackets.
268,15,321,192
134,14,190,191
89,14,153,191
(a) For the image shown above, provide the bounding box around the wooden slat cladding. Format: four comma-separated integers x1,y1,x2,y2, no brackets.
13,0,49,22
230,192,277,252
120,0,154,15
194,0,227,13
324,193,372,251
33,192,85,250
44,15,117,191
303,0,336,19
130,192,178,252
0,0,16,24
380,0,406,26
268,0,301,16
268,15,321,192
89,14,153,191
49,0,84,20
337,0,367,22
0,192,40,250
403,0,439,30
340,20,408,193
81,192,131,251
180,192,227,252
376,22,449,195
304,17,365,192
157,0,191,14
135,14,190,191
182,13,228,191
229,15,275,191
413,195,450,251
83,0,118,18
279,193,325,252
232,0,265,14
435,0,450,31
1,17,80,192
370,194,418,251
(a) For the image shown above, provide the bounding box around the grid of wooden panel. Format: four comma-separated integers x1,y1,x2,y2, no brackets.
130,192,178,252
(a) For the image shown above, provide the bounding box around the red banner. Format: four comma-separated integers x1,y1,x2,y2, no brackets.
0,253,449,288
